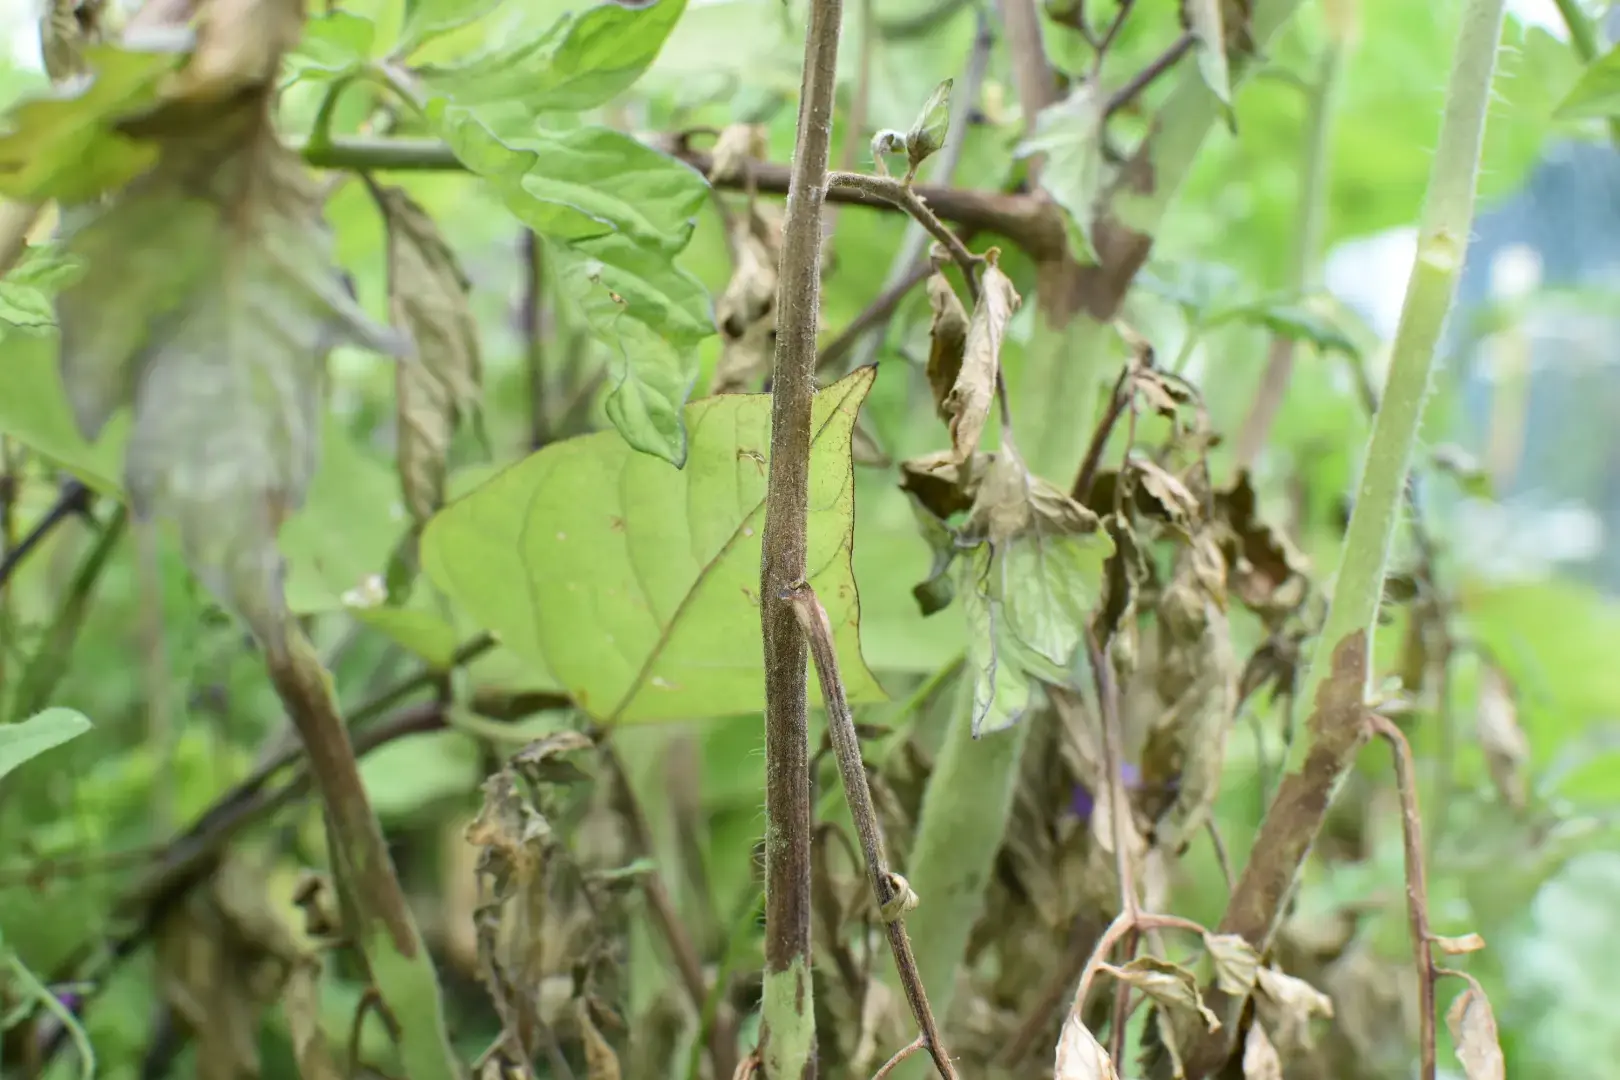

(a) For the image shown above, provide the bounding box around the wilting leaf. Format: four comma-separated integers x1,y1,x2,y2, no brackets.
40,0,103,80
958,438,1112,734
900,449,985,521
1253,967,1333,1056
711,206,780,394
1475,665,1530,811
283,960,343,1080
420,0,687,113
944,255,1020,463
1242,1022,1282,1080
377,185,482,525
905,78,952,175
1104,956,1220,1031
1204,932,1261,994
0,39,186,203
1215,471,1310,620
54,134,405,647
161,0,305,106
1018,84,1104,261
422,369,882,723
1139,540,1238,854
1554,42,1620,120
1184,0,1232,107
924,273,969,420
0,708,92,782
577,999,622,1080
1446,980,1505,1080
706,123,767,183
433,106,711,462
1054,1012,1120,1080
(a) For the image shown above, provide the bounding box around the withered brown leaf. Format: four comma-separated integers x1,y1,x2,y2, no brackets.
1446,979,1505,1080
925,271,969,420
379,184,482,525
944,254,1020,463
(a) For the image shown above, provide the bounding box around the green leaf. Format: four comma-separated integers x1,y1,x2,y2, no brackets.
0,39,187,203
905,78,952,175
420,368,884,724
284,10,376,82
0,708,92,782
420,0,687,113
1554,42,1620,120
351,606,462,669
53,138,405,644
433,105,713,461
0,333,124,492
958,440,1112,735
1185,0,1232,108
1017,84,1104,262
397,0,506,57
1211,300,1360,356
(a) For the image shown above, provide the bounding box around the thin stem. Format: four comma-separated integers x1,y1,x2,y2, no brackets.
295,135,1066,263
1095,0,1136,63
1069,912,1208,1019
825,172,983,298
871,1036,926,1080
758,0,845,1072
1368,712,1437,1080
1184,3,1509,1075
1105,32,1196,118
0,479,93,589
786,584,958,1080
521,231,547,450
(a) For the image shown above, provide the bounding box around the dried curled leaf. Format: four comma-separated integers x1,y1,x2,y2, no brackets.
944,254,1020,463
1253,966,1333,1057
1104,956,1219,1032
1138,537,1238,854
1446,979,1505,1080
1215,471,1310,620
1241,1022,1282,1080
711,204,781,394
41,0,104,80
378,184,482,525
55,127,405,649
1203,932,1261,994
284,959,343,1080
707,123,767,183
924,272,969,419
1054,1013,1120,1080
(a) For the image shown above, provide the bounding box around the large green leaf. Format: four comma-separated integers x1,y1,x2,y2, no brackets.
420,0,687,113
420,368,885,724
0,708,92,783
1555,42,1620,120
0,39,186,204
432,104,713,462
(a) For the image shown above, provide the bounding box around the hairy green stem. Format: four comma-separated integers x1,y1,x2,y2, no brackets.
758,0,845,1072
1178,1,1510,1074
1552,0,1620,143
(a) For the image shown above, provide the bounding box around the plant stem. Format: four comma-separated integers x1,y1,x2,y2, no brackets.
0,479,92,589
786,584,957,1080
825,172,982,298
264,629,459,1080
1232,34,1346,473
758,0,845,1071
294,135,1065,264
1553,0,1601,62
1181,1,1509,1074
1368,712,1438,1080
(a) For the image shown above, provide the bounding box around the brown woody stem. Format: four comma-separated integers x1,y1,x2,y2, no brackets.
785,583,958,1080
757,0,845,1071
